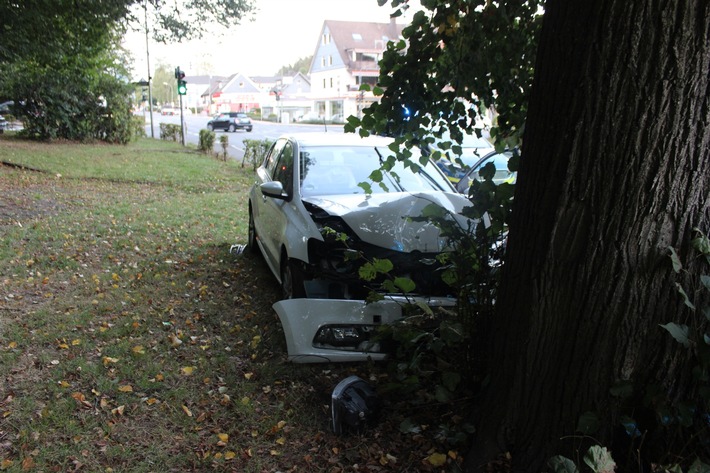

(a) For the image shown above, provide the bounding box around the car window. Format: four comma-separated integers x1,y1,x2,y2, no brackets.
471,153,515,185
272,141,295,196
299,145,453,196
265,139,287,177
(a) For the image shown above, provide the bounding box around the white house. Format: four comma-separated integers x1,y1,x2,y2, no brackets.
307,18,404,121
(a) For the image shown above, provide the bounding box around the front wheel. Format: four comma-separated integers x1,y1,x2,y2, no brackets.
207,124,214,131
247,127,253,132
281,258,306,299
228,124,236,132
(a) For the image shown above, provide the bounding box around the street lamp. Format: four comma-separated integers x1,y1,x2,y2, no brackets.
163,82,174,107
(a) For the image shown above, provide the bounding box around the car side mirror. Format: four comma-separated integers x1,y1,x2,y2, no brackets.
260,181,288,200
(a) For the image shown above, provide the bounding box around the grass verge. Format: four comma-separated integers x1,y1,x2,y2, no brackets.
0,134,466,472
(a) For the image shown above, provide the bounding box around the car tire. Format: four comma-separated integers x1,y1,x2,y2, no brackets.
247,127,253,132
247,208,259,255
207,124,214,131
228,124,236,132
281,257,306,299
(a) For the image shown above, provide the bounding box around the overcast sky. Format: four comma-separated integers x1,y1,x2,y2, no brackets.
123,0,422,80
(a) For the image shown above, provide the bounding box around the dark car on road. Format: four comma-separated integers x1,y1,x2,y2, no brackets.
207,112,253,132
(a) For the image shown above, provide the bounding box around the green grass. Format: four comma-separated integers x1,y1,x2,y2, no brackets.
0,134,466,472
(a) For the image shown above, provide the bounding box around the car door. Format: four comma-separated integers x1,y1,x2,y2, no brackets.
213,114,228,129
255,139,293,271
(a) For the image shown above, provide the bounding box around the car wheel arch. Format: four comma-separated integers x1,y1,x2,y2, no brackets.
280,247,307,299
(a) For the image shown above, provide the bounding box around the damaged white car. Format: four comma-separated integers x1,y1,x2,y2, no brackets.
247,132,475,362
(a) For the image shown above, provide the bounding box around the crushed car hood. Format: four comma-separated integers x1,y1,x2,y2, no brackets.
303,192,473,253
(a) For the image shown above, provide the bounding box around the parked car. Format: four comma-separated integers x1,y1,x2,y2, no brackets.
160,107,177,116
297,111,322,123
247,132,475,362
421,131,495,183
207,112,253,132
455,150,517,194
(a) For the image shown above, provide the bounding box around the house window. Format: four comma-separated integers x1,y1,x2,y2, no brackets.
328,55,333,66
357,76,378,87
352,33,362,41
322,33,331,44
329,78,333,88
239,82,244,87
323,78,326,88
355,52,378,63
321,57,325,67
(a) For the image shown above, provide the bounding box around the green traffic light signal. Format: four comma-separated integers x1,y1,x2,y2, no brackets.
177,80,187,95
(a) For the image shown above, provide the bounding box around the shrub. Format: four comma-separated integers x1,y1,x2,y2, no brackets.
242,138,273,170
159,123,181,142
198,128,216,154
131,116,146,139
219,134,229,161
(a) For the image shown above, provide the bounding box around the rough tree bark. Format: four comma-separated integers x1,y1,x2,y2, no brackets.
467,0,710,471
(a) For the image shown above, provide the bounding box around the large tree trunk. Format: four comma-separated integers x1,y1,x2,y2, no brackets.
467,0,710,471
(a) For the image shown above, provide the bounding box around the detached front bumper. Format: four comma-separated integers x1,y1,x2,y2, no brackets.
273,295,456,363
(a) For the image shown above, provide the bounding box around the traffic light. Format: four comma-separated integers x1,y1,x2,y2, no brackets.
175,67,187,95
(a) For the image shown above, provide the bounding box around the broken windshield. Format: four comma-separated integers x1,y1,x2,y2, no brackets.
299,145,452,196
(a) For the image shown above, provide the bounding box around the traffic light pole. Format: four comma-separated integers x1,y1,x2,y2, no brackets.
179,94,185,146
175,65,187,146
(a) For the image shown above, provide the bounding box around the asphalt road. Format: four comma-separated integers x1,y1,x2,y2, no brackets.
141,112,344,161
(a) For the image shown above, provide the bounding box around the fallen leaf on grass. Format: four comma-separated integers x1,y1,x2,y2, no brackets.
168,333,182,347
181,366,194,376
182,405,193,417
70,392,92,410
132,346,145,355
111,405,125,416
118,385,133,393
102,356,119,366
427,452,447,466
22,457,35,470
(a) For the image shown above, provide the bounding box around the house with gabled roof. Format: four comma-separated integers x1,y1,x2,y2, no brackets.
308,18,404,121
211,73,263,114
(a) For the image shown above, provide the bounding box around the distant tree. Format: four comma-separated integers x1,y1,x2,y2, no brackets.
0,0,255,142
275,56,313,77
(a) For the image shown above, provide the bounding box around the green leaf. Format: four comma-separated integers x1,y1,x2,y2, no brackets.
439,321,464,344
359,262,377,281
701,275,710,291
583,446,616,473
372,258,394,274
434,384,451,402
676,283,696,311
660,322,691,347
688,458,710,473
547,456,579,473
691,229,710,255
399,417,421,434
669,246,682,273
393,277,416,293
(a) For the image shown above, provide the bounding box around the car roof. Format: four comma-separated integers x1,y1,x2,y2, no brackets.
280,132,395,148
